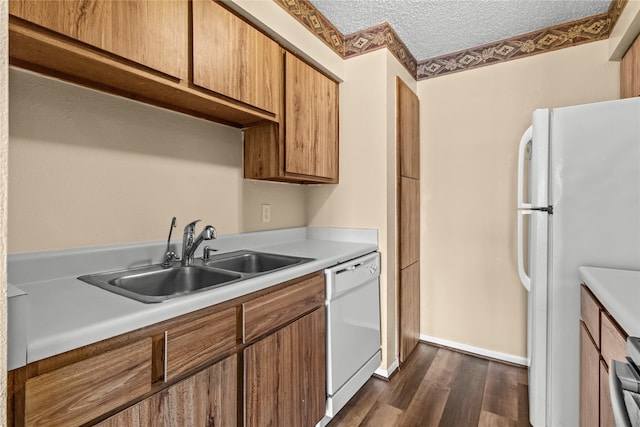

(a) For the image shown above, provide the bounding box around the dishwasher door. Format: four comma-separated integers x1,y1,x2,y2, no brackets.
326,252,381,396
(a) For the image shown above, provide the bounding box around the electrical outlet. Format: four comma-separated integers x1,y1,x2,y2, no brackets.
261,204,271,223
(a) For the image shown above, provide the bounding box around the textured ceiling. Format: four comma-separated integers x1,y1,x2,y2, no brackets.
307,0,612,60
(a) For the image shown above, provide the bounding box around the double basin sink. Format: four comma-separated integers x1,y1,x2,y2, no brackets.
78,250,313,303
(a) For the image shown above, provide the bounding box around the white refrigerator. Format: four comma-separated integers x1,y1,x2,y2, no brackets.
516,97,640,427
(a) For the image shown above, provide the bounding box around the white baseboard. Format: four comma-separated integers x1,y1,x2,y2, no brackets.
374,357,399,378
420,334,528,366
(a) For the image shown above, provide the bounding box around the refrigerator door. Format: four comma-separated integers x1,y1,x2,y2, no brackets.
528,209,549,427
548,97,640,426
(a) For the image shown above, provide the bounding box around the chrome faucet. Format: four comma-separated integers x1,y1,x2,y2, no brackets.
161,216,180,268
182,220,217,266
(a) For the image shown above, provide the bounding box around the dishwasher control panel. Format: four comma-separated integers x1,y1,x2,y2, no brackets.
325,252,380,300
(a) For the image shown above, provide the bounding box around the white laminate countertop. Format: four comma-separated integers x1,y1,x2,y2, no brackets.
7,227,378,368
579,266,640,337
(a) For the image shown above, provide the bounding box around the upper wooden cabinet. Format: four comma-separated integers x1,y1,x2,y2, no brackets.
621,34,640,98
193,0,282,115
8,0,276,126
244,52,339,184
9,0,188,80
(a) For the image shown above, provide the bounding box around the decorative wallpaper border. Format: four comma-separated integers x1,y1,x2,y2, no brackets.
273,0,628,81
344,22,417,75
273,0,345,55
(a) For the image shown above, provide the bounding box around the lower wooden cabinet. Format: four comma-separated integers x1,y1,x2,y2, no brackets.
97,355,237,427
580,322,599,427
7,271,326,427
579,285,628,427
245,307,326,427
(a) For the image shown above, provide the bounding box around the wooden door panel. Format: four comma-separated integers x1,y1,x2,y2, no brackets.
579,322,599,427
285,52,338,180
397,77,420,179
192,0,282,114
9,0,188,79
245,308,325,427
98,355,237,427
399,262,420,362
400,176,420,269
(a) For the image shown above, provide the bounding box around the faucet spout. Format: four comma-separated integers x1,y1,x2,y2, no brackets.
182,220,216,266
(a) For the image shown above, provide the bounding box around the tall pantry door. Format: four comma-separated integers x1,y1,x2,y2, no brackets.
397,77,420,363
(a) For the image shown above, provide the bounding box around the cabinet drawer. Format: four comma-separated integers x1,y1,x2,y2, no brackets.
600,311,627,368
166,306,237,382
243,272,325,343
24,338,152,426
580,285,601,346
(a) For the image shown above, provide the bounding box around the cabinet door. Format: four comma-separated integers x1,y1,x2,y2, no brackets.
600,360,616,427
97,354,237,427
193,0,282,114
621,35,640,98
9,0,188,79
284,52,338,181
580,322,599,427
245,308,325,427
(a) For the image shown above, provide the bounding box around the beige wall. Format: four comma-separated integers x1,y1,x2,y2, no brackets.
1,0,8,419
307,49,391,367
306,49,415,370
8,69,306,253
418,39,620,358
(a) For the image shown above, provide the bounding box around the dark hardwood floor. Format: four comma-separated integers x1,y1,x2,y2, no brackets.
327,343,531,427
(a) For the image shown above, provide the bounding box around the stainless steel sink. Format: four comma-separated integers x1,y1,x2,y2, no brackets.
78,265,241,303
203,250,312,274
78,250,314,303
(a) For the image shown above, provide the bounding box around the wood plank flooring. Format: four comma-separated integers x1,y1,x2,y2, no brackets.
328,343,531,427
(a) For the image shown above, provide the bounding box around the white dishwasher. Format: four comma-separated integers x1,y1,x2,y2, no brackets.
321,252,381,424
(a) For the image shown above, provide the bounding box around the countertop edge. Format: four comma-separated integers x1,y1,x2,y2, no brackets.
8,227,379,368
579,266,640,338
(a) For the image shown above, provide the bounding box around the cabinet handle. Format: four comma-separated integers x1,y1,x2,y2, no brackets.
163,331,168,383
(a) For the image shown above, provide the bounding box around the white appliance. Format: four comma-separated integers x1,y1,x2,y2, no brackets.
319,252,381,426
517,97,640,426
610,337,640,427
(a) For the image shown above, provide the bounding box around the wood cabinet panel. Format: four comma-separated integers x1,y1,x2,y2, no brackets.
399,176,420,269
98,355,237,427
243,52,339,184
397,77,420,179
165,306,237,382
24,338,152,426
600,361,616,427
9,0,188,80
284,52,339,181
193,0,281,114
245,308,325,427
621,35,640,98
243,272,324,343
580,322,600,427
580,285,602,346
601,312,627,368
399,262,420,363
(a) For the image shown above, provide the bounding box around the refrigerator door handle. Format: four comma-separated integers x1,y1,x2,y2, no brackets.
518,126,533,210
517,210,531,291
